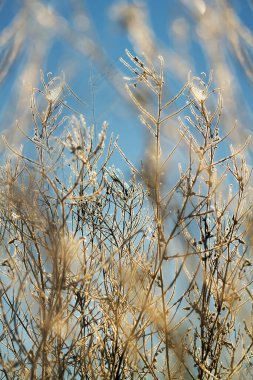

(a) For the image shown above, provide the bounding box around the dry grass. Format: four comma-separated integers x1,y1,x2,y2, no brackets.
0,52,252,379
1,2,253,379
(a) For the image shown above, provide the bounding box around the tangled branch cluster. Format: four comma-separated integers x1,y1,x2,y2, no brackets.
0,51,252,380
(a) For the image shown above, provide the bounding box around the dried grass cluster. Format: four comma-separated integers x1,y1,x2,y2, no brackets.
1,1,253,379
0,52,252,380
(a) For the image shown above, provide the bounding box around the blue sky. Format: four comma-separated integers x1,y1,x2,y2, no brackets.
1,0,253,173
